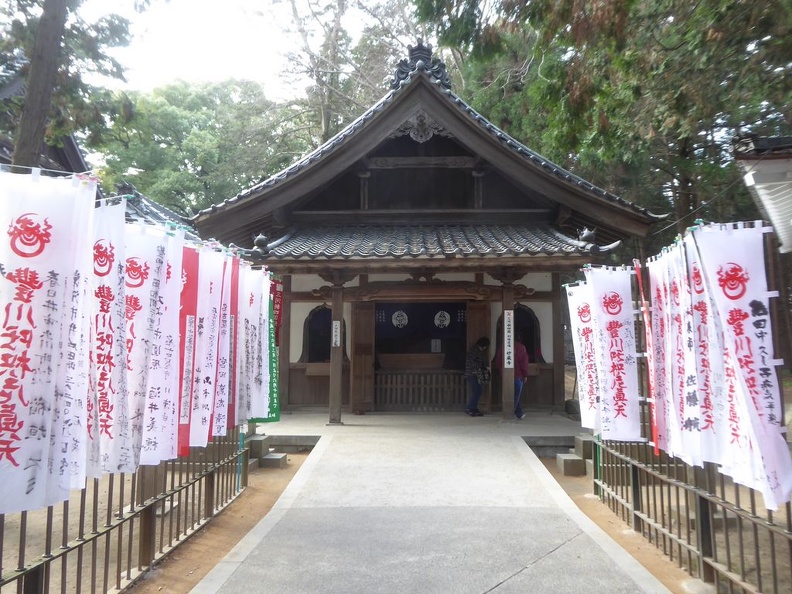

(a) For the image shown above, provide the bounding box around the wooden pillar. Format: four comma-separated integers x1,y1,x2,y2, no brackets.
501,282,515,420
329,283,344,424
552,272,564,408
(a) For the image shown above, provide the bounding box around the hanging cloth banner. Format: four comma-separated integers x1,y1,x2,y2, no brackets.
139,228,184,465
248,270,272,420
124,226,169,467
177,245,199,456
157,230,185,460
272,276,284,346
692,223,792,509
645,253,672,455
632,259,659,454
226,256,240,427
0,172,96,514
212,253,235,437
583,266,641,441
189,248,226,448
266,275,280,421
651,248,686,462
89,201,131,475
236,264,267,420
683,234,728,467
667,242,703,467
565,282,600,430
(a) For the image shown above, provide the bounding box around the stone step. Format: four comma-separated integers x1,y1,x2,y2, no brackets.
259,452,288,469
246,434,273,459
575,434,594,460
556,452,586,476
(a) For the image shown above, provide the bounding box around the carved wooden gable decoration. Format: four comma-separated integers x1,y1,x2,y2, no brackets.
192,41,663,274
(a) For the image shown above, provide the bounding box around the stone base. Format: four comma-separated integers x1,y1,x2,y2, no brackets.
259,452,288,469
556,452,586,476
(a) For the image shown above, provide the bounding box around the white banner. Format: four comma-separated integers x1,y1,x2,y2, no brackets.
157,231,185,460
683,234,728,467
646,254,672,454
583,266,641,441
139,228,184,465
212,254,234,437
89,201,131,475
189,248,226,447
124,226,169,467
236,263,270,421
0,173,96,513
692,223,792,509
565,283,600,430
668,243,702,466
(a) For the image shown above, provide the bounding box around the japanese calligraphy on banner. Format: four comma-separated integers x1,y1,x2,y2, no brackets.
582,266,641,441
138,228,183,465
0,172,282,514
0,172,96,513
271,276,284,345
503,309,514,368
177,245,199,456
265,283,280,422
682,235,728,467
124,227,169,466
212,254,234,438
89,202,131,475
235,263,271,421
157,231,185,460
691,223,792,509
255,271,274,420
645,254,672,455
189,248,226,447
632,259,659,454
226,256,240,428
565,283,600,430
667,243,702,466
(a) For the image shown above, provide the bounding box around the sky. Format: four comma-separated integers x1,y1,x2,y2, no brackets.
80,0,323,100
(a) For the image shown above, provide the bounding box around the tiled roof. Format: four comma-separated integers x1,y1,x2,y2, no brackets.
195,62,661,223
259,224,610,260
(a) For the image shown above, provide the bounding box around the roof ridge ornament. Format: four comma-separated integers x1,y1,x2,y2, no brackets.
390,109,452,143
390,38,452,90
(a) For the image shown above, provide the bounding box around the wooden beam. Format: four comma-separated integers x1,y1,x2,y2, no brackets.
288,209,553,226
365,156,477,169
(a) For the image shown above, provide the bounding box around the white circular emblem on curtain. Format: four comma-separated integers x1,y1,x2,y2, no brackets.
392,310,408,328
434,310,450,328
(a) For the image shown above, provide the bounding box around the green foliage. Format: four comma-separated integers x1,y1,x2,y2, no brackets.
0,0,133,144
414,0,790,242
91,80,315,215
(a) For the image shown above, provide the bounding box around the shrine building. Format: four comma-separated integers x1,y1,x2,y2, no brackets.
192,41,663,422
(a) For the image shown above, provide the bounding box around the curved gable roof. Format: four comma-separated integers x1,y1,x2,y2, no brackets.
193,42,663,248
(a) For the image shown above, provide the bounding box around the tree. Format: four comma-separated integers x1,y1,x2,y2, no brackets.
0,0,139,167
414,0,789,242
10,0,70,167
284,0,429,145
93,80,315,215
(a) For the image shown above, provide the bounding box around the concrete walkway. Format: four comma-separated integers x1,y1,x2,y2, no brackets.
192,412,671,594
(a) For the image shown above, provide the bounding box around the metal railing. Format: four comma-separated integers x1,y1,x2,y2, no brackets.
1,428,248,594
595,430,792,593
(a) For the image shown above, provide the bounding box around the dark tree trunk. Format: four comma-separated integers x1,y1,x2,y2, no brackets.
12,0,70,168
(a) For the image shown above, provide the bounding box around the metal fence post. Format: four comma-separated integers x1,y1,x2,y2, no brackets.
204,470,216,520
631,461,642,532
138,466,158,568
695,465,716,584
